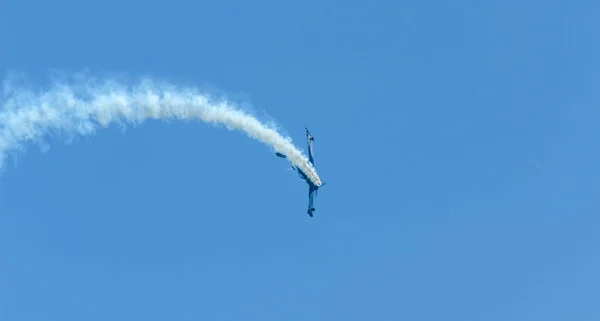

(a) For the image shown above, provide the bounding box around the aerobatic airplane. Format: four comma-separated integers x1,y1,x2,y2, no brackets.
275,128,325,217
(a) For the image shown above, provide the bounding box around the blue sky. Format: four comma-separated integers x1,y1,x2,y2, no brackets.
1,0,599,320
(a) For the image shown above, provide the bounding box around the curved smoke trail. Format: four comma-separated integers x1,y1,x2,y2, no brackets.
0,71,322,186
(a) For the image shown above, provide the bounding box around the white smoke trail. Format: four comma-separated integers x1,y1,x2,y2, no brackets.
0,71,322,186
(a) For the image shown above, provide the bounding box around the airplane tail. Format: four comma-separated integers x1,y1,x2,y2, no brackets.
275,152,287,159
305,127,314,141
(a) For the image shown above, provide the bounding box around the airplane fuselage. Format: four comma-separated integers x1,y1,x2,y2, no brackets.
275,127,323,217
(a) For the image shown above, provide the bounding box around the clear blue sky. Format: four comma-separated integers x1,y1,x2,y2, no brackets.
1,0,599,320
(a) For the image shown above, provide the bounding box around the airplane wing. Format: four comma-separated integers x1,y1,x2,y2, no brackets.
306,128,315,166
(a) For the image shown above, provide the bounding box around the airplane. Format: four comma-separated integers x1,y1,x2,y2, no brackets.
275,127,325,217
